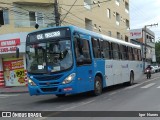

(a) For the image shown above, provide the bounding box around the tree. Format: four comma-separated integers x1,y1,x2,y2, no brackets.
155,41,160,64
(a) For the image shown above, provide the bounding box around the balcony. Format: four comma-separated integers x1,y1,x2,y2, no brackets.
15,20,55,28
13,0,53,6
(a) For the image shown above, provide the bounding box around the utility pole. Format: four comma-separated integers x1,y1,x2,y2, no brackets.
143,23,158,72
54,0,60,26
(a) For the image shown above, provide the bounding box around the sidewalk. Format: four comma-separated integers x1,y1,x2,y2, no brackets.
0,86,28,94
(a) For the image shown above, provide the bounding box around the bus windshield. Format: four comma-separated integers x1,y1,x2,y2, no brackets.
26,40,73,74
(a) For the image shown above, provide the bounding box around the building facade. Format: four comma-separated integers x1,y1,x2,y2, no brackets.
59,0,130,41
0,0,130,87
0,0,130,39
130,28,156,69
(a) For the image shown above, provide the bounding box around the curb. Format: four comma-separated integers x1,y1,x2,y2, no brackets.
0,90,28,94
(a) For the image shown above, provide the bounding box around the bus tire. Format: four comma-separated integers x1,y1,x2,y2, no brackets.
93,76,102,96
129,72,134,86
56,94,66,98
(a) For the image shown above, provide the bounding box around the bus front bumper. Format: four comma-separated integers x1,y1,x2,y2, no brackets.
28,84,77,96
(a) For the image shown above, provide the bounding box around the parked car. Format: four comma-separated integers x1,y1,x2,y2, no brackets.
152,66,160,72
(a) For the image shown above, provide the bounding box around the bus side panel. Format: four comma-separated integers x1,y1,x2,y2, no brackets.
105,60,114,87
121,60,130,83
76,65,94,93
130,61,143,81
93,60,106,88
112,60,123,85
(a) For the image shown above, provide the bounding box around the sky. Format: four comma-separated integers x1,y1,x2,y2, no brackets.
130,0,160,41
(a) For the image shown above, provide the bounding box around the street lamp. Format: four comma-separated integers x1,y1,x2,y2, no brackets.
143,23,158,72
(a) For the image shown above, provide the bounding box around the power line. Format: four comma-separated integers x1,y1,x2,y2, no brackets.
60,0,78,25
59,0,111,6
60,6,129,36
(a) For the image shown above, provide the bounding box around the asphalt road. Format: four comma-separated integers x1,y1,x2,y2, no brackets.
1,73,160,120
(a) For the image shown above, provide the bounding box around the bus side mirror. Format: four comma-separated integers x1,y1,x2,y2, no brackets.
16,47,19,58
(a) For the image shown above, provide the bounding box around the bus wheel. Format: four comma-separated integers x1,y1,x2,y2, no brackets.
56,94,66,98
93,76,102,96
129,72,134,86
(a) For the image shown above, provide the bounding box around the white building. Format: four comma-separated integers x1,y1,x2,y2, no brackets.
130,28,156,68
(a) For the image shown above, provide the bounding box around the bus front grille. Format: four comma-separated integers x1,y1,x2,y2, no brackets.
39,82,60,86
34,75,62,81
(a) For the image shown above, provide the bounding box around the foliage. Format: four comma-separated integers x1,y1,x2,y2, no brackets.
155,41,160,64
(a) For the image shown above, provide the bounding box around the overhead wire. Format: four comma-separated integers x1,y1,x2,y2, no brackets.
0,0,129,38
60,2,130,37
60,0,78,24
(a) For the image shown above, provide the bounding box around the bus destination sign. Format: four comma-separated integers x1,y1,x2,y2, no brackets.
37,31,61,40
27,28,71,43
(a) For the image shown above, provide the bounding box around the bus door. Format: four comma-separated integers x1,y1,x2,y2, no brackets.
74,35,93,93
112,43,122,84
99,40,114,87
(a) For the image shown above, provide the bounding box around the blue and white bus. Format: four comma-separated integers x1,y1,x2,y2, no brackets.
25,26,143,97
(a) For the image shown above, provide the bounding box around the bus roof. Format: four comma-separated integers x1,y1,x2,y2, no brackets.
28,25,141,49
71,26,141,49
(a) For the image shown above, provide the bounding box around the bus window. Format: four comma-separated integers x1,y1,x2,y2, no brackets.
138,49,142,61
100,40,110,59
133,48,138,61
120,45,127,60
74,38,92,65
128,47,132,60
91,38,101,58
119,45,123,60
112,43,120,60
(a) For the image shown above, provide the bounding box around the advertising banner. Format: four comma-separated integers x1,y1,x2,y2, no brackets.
3,58,26,86
130,29,142,39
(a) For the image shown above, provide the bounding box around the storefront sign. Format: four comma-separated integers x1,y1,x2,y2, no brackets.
0,47,17,53
130,29,142,39
3,58,26,86
0,38,20,53
0,38,20,47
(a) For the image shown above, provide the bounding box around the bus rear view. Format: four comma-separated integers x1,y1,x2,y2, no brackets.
26,27,77,97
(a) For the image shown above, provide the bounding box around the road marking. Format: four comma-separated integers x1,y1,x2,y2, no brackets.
62,100,95,111
157,86,160,88
125,83,142,90
81,100,95,105
0,96,7,98
141,83,156,88
124,77,160,90
0,94,20,97
109,92,117,96
55,105,65,109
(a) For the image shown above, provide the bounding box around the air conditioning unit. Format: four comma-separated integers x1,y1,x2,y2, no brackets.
113,12,116,16
99,26,101,32
93,0,97,4
97,1,101,7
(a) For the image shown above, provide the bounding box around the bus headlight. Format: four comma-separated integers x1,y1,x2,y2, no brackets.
62,73,76,84
28,78,36,86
